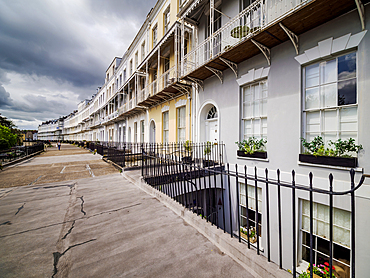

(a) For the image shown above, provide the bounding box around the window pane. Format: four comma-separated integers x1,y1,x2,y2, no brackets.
261,118,267,137
338,79,356,105
244,102,252,118
253,119,261,136
305,63,319,88
338,53,356,81
305,87,320,109
340,107,357,134
253,84,260,100
306,111,320,133
321,83,337,107
244,120,252,138
253,100,260,117
261,99,267,116
244,86,252,101
323,110,337,132
321,59,337,84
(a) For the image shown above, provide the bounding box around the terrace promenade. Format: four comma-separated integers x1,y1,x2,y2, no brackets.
0,144,255,277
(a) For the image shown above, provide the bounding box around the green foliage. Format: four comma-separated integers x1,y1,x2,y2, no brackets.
204,141,212,156
301,136,363,157
329,138,363,157
235,137,267,154
240,226,256,237
0,114,16,129
0,125,18,150
183,140,192,152
301,136,324,153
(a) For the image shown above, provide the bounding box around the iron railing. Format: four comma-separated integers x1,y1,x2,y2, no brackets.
86,141,225,169
0,142,44,164
141,145,367,278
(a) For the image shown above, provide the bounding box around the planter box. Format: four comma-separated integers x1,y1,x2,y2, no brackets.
299,154,358,168
241,232,257,244
203,160,218,167
237,150,267,159
182,156,193,164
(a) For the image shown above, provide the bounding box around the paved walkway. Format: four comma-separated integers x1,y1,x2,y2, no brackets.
0,144,254,277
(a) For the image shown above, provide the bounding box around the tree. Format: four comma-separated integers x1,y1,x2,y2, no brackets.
0,125,18,150
0,114,16,129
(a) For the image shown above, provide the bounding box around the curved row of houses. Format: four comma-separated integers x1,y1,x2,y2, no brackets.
38,0,370,276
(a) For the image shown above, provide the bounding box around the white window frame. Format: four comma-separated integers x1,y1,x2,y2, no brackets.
164,6,170,33
140,120,145,143
299,200,351,275
153,25,158,47
239,182,262,237
241,79,268,141
134,122,137,143
135,51,138,69
163,111,169,143
177,106,186,142
141,41,146,61
302,52,358,148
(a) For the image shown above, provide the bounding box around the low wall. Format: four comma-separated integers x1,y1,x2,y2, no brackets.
123,171,291,278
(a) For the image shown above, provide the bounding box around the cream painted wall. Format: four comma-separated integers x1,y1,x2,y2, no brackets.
149,0,179,51
148,95,191,143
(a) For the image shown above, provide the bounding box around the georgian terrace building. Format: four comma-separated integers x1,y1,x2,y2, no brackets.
39,0,370,276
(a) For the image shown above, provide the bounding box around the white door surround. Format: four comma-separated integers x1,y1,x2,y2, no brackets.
198,101,219,143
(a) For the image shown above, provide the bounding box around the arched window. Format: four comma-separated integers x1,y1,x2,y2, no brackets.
206,106,218,119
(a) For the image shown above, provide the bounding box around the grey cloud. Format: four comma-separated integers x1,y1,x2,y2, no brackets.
0,0,157,129
0,84,13,108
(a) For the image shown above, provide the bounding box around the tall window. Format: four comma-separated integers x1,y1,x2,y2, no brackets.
140,120,145,143
135,51,138,69
130,59,133,76
300,200,350,276
141,41,146,60
242,80,267,140
119,74,122,87
163,111,169,143
153,25,158,47
177,106,186,142
239,183,262,236
134,122,137,143
164,6,170,33
303,53,357,146
123,69,126,83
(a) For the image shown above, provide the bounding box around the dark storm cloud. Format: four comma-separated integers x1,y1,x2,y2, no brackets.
0,85,13,108
0,0,157,129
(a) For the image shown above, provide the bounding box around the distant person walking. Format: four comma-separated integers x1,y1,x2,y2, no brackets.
57,141,61,151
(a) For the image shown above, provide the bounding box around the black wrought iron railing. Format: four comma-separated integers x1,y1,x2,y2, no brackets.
141,147,368,278
84,141,225,169
0,142,44,164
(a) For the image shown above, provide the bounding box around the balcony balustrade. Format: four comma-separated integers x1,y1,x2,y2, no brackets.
181,0,359,80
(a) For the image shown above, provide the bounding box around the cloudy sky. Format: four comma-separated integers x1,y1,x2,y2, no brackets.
0,0,157,130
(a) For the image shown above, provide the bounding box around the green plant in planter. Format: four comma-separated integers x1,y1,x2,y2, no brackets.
329,138,363,157
301,136,362,157
204,141,212,157
183,140,192,152
235,137,267,154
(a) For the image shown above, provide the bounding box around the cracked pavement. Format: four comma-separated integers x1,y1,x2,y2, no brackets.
0,144,253,277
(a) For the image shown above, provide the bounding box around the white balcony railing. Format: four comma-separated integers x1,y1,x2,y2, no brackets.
139,67,177,103
182,0,310,77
